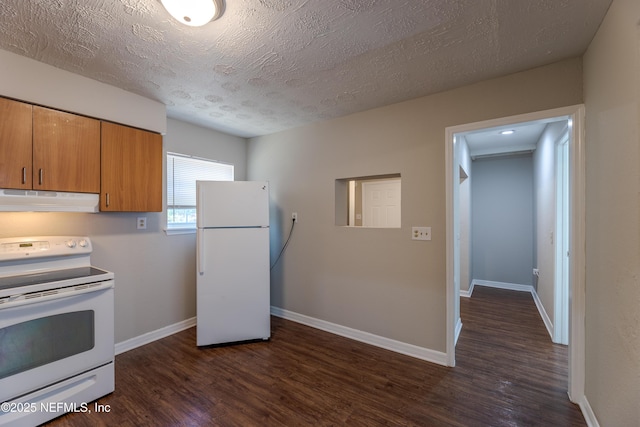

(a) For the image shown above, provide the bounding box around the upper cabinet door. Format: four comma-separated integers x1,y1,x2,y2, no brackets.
101,122,163,212
33,106,101,193
0,98,33,189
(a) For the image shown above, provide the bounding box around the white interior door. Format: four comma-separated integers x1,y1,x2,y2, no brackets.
362,178,401,227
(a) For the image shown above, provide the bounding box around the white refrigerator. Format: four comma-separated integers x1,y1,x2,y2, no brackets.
196,180,271,346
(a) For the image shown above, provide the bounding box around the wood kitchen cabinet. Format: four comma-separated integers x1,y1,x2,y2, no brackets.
0,98,33,189
32,106,101,193
100,121,162,212
0,98,101,193
1,96,161,211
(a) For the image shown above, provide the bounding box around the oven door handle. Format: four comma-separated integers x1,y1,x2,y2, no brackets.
0,280,114,310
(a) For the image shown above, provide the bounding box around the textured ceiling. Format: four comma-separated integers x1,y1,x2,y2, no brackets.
465,122,549,157
0,0,611,138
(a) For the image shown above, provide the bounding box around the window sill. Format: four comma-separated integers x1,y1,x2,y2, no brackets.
164,228,196,236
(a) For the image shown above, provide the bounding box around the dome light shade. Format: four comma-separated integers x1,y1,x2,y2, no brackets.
161,0,225,27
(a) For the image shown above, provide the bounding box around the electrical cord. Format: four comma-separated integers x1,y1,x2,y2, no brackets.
271,217,296,270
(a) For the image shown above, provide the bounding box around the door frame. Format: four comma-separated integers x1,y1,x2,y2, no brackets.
444,104,586,403
554,132,570,345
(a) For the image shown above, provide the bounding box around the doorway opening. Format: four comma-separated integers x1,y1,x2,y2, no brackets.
445,105,586,403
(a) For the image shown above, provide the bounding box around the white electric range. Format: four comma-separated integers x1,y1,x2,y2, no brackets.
0,236,114,427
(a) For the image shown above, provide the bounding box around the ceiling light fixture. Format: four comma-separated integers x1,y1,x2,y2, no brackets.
161,0,225,27
500,130,515,135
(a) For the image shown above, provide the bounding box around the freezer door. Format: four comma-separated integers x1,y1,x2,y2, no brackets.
196,181,269,228
196,227,270,346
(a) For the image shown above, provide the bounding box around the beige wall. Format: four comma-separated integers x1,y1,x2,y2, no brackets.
248,58,583,351
583,0,640,424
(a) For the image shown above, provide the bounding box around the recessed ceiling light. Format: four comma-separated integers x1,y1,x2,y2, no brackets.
161,0,225,27
500,130,515,135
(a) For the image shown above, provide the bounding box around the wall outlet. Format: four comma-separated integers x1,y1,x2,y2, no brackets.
137,216,147,230
533,268,540,277
292,212,298,222
412,226,431,241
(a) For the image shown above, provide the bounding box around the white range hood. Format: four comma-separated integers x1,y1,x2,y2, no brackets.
0,189,99,212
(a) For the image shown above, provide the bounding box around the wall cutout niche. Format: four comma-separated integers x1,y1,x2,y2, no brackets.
335,174,401,228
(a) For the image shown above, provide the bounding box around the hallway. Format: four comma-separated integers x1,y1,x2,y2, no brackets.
456,286,585,426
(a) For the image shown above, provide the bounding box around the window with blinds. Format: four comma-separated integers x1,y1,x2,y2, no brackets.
167,152,234,229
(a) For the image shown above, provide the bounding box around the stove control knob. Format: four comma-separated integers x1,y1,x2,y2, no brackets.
78,239,88,248
66,240,77,248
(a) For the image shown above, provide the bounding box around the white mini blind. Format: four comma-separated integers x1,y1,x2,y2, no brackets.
167,152,234,229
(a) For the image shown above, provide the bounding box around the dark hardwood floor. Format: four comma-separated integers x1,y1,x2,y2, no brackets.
47,287,586,426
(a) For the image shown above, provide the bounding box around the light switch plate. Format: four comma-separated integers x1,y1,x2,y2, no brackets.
412,226,431,241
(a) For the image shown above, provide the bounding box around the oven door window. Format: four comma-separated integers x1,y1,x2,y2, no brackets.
0,311,95,380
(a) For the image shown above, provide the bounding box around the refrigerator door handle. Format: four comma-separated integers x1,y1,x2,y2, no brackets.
197,228,205,275
197,183,205,229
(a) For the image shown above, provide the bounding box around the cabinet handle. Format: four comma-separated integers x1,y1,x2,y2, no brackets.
38,169,43,186
22,167,26,184
106,193,110,207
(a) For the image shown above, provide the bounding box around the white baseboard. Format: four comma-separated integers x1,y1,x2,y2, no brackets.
454,317,463,345
115,317,196,355
271,306,448,366
460,282,474,298
578,396,601,427
469,280,554,340
530,288,554,340
471,279,533,293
